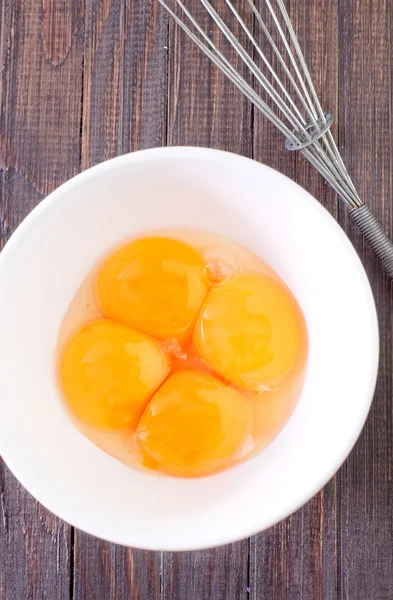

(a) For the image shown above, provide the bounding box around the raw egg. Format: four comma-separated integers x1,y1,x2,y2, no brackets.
137,369,254,477
193,274,302,391
58,231,308,478
96,237,208,340
60,319,169,430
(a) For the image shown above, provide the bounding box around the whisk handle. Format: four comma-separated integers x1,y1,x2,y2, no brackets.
350,204,393,278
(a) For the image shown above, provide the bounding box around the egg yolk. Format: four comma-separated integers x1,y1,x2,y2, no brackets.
96,237,208,340
193,274,302,391
60,319,169,431
137,370,254,477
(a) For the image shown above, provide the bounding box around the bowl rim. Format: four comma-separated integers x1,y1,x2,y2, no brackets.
0,146,379,550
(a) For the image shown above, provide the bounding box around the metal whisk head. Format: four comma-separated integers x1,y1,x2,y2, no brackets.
160,0,393,277
159,0,362,209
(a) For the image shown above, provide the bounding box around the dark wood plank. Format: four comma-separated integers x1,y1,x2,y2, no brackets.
0,0,84,597
337,0,393,599
0,0,84,195
81,0,168,170
0,456,71,600
72,2,168,598
166,0,253,154
74,535,161,600
162,543,249,600
250,1,340,598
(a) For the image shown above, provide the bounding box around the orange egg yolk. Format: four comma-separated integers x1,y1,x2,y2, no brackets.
60,319,169,431
137,370,254,477
96,237,208,340
193,274,302,391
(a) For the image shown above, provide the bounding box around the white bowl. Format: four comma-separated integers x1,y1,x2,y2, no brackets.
0,147,378,551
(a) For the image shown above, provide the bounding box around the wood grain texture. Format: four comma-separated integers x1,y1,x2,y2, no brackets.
74,536,162,600
162,543,249,600
0,456,71,600
337,1,393,600
1,0,393,598
81,0,168,170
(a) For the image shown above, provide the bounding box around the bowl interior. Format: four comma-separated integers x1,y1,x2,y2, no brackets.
0,147,378,550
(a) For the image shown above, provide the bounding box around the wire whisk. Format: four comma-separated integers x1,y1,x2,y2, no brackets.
159,0,393,278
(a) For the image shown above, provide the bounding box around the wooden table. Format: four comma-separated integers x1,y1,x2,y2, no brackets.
0,1,392,598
